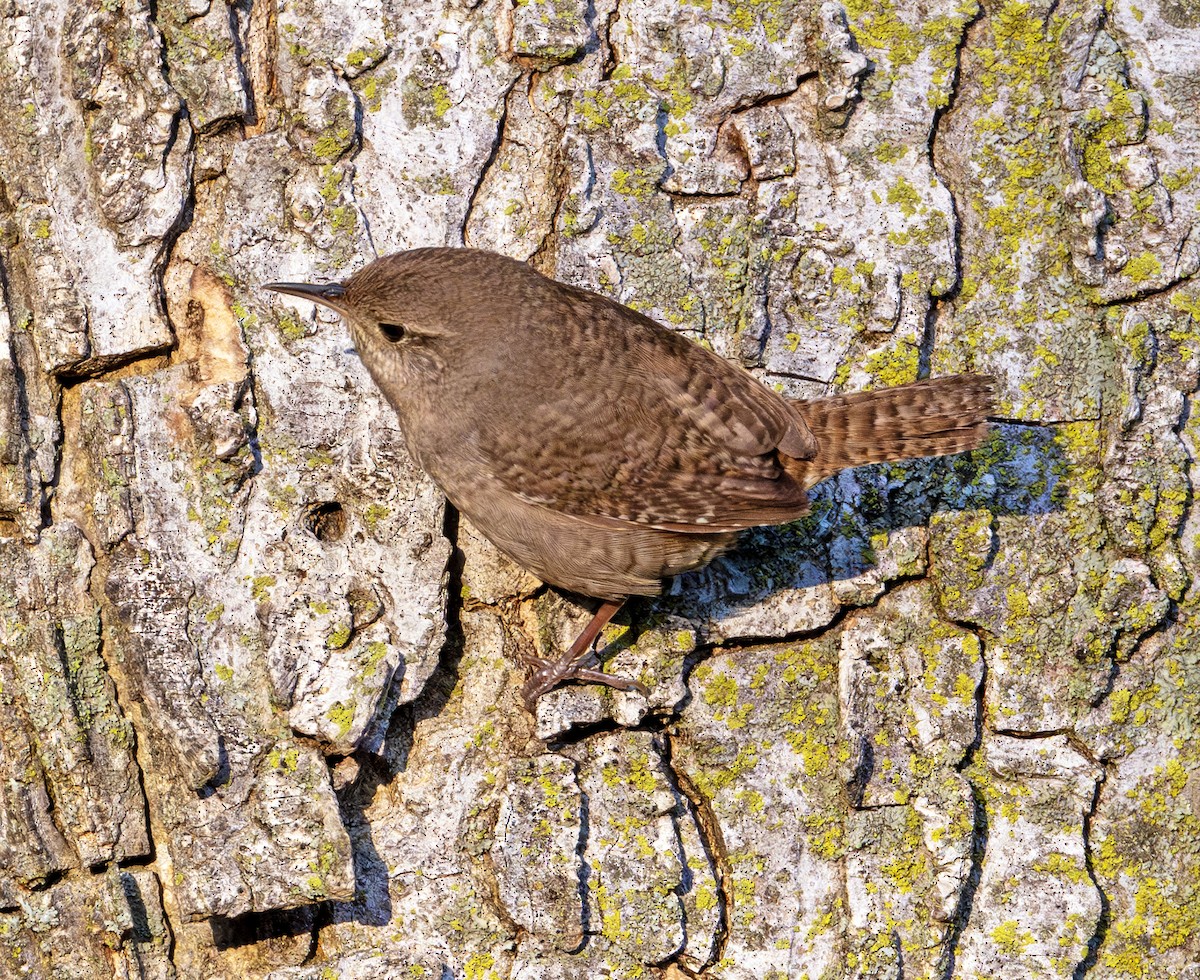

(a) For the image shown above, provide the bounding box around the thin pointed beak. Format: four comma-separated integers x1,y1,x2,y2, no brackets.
263,281,347,312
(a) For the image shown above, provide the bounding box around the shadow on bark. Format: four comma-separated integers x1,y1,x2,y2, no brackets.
661,421,1065,626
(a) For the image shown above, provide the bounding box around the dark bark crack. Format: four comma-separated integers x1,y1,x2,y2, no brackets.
662,731,731,972
1072,776,1110,980
936,779,988,980
461,75,521,245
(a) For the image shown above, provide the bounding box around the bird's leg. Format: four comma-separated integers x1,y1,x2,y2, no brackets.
521,598,649,707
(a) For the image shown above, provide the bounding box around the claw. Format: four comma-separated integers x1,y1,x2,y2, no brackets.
521,654,649,708
521,598,647,708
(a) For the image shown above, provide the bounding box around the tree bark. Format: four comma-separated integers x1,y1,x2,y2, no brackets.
0,0,1197,977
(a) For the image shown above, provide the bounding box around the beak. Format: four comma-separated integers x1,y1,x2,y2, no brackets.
263,281,347,313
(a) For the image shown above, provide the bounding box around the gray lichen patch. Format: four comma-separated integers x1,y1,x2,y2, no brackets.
464,78,566,259
956,734,1103,979
352,3,520,248
157,0,248,132
0,0,189,375
0,524,147,892
674,636,849,977
491,754,585,948
1089,720,1200,979
844,782,975,978
840,583,983,803
527,594,694,737
573,732,689,963
0,303,60,541
508,0,596,66
0,870,175,978
926,413,1162,734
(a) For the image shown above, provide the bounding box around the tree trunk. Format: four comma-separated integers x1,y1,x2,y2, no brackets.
1,0,1197,977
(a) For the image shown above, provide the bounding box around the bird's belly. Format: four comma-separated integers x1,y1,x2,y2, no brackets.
448,484,737,601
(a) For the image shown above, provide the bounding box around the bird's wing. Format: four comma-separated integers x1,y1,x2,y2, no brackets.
474,298,816,533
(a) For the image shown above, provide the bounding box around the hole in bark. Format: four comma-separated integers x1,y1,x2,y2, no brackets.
347,585,383,628
304,502,346,542
0,514,18,537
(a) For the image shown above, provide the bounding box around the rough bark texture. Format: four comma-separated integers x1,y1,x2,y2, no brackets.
0,0,1197,978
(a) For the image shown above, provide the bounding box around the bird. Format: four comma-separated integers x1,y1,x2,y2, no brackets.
264,247,993,707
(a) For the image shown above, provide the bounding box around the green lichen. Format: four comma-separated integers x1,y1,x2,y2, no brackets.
610,167,658,202
698,665,755,729
1092,741,1200,976
862,339,920,387
401,67,454,129
326,622,352,649
364,641,389,672
463,953,498,980
276,311,307,343
1168,288,1200,321
329,205,358,234
311,132,348,161
872,140,908,164
265,745,299,771
327,702,354,739
1163,166,1199,192
466,720,496,750
992,919,1035,955
1124,252,1163,284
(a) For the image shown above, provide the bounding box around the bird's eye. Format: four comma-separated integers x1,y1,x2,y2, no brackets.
379,322,406,343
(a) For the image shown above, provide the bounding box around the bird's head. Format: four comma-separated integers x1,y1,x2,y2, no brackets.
263,251,483,399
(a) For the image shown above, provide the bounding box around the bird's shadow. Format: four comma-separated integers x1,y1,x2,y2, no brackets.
632,421,1065,639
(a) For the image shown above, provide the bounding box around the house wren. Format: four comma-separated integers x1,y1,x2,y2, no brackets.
265,248,992,706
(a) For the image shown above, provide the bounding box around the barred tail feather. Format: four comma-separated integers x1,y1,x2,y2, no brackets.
789,374,994,487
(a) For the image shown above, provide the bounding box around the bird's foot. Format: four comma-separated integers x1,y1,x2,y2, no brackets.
521,653,649,709
521,598,646,709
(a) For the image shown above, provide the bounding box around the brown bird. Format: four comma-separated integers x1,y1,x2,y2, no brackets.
265,248,992,706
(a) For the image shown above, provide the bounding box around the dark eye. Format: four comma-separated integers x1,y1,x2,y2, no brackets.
379,322,406,343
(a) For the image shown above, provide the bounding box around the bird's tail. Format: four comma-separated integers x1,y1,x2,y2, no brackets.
787,374,994,487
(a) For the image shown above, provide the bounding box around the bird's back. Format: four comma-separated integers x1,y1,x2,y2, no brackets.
394,249,819,537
